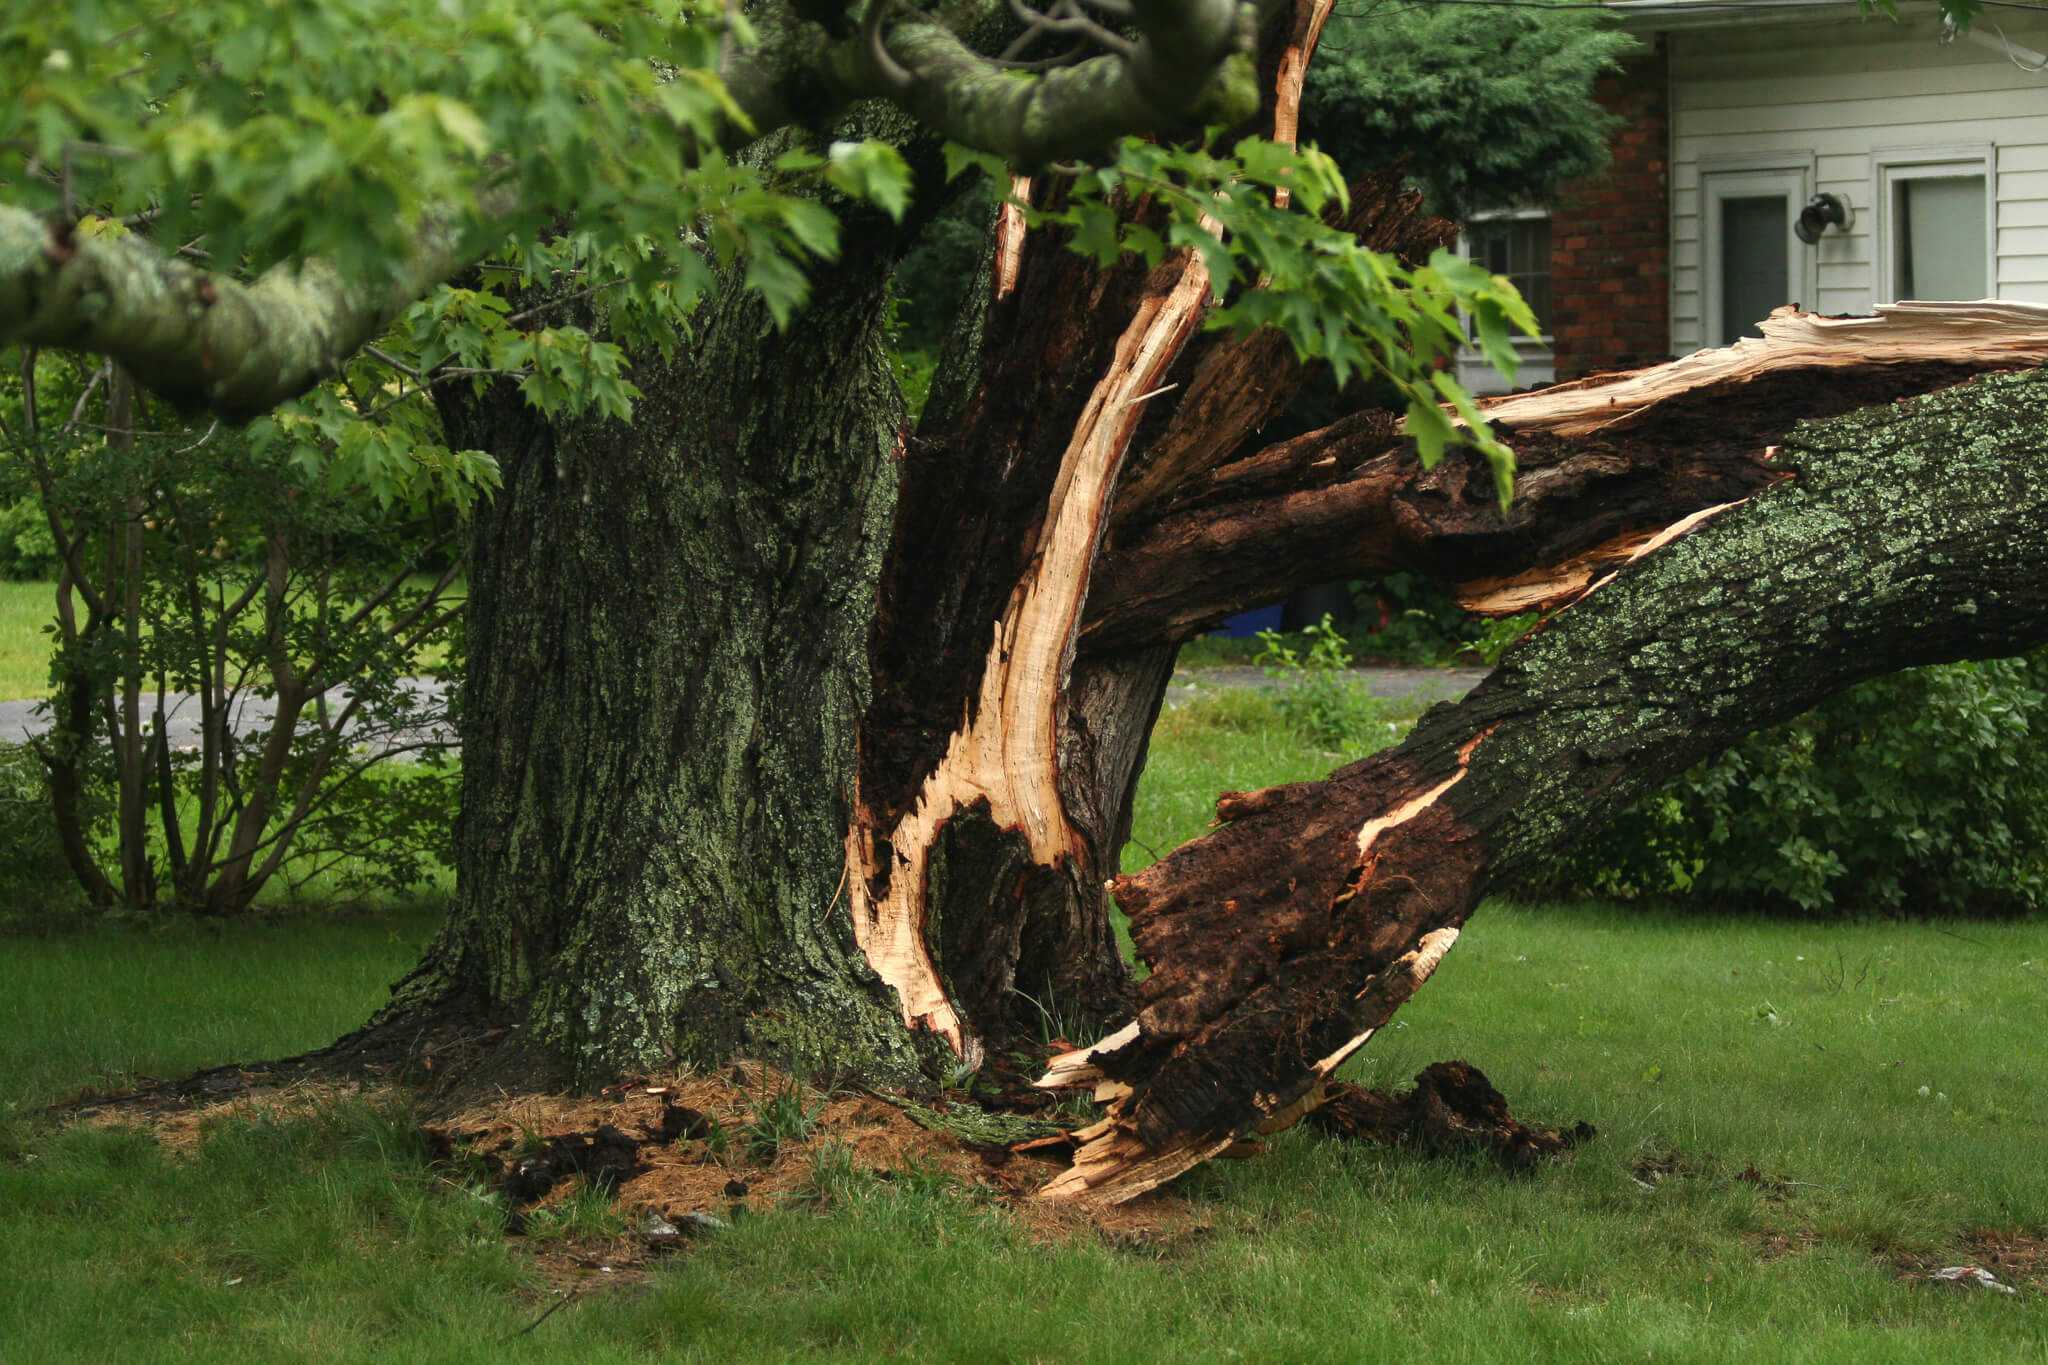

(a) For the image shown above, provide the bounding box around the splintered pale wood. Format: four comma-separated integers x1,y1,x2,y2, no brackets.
995,176,1032,301
843,0,1345,1058
1478,301,2048,438
1268,0,1338,206
843,259,1215,1056
1453,499,1749,617
1039,368,2048,1204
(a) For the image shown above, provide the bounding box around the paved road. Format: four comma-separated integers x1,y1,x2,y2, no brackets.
0,668,1483,746
0,677,455,751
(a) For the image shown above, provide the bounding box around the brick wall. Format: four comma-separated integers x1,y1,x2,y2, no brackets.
1547,40,1671,379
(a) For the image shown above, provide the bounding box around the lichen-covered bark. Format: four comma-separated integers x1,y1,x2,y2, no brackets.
5,0,1274,424
380,228,940,1086
1044,367,2048,1202
0,204,486,422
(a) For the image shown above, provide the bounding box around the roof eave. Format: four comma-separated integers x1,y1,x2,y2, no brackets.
1600,0,1872,34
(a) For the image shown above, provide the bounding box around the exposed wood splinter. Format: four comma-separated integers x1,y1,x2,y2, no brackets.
846,258,1216,1054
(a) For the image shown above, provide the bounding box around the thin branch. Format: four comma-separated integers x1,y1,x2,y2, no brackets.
863,0,916,94
0,138,141,161
502,278,625,326
361,345,422,379
60,363,110,441
166,420,220,456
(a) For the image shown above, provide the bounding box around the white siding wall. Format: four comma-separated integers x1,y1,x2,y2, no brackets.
1669,11,2048,353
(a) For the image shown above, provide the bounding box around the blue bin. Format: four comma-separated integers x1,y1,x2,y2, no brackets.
1210,606,1283,639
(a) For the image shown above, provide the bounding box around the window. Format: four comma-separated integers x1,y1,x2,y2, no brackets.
1455,209,1553,396
1464,212,1552,335
1875,146,1993,303
1700,157,1815,347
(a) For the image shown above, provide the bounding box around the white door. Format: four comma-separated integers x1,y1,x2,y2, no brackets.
1704,168,1811,346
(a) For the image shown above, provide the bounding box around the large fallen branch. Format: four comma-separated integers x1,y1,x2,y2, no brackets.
1085,301,2048,649
1040,364,2048,1203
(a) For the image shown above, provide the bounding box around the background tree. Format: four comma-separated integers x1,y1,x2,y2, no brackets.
1302,0,1632,216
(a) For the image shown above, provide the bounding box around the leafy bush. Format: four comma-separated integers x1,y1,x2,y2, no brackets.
5,352,471,916
0,497,58,579
0,741,83,924
1547,651,2048,915
1256,615,1391,754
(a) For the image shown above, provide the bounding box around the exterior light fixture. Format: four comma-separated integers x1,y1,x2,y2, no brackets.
1795,193,1852,245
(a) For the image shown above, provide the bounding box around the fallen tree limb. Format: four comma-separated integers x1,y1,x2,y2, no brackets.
1305,1063,1594,1169
1041,365,2048,1203
1083,301,2048,649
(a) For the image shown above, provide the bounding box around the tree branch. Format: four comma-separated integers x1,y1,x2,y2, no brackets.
1044,365,2048,1204
0,200,501,422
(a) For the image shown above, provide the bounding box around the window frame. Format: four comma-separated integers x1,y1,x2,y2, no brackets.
1870,143,1996,304
1458,207,1555,345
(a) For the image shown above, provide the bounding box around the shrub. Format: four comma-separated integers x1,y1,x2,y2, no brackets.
0,741,83,924
1546,650,2048,915
0,497,58,579
5,354,473,916
1256,615,1391,754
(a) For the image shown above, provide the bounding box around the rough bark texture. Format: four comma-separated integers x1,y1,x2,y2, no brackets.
1040,367,2048,1202
380,225,941,1086
841,0,1366,1059
1086,303,2048,649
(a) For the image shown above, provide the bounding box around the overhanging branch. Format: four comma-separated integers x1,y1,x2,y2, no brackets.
0,202,491,423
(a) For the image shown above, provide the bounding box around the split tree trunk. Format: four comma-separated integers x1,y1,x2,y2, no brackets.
1040,361,2048,1203
838,0,1367,1060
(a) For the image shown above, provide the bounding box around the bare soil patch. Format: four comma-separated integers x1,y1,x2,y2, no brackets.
49,1053,1577,1290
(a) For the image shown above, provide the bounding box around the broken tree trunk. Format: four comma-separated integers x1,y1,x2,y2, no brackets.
842,0,1379,1059
1038,362,2048,1203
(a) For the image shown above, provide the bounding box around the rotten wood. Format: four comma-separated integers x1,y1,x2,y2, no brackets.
1305,1063,1595,1169
1040,366,2048,1203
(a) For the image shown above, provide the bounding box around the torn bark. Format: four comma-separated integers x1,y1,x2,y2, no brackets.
844,0,1352,1056
1085,301,2048,650
1039,365,2048,1203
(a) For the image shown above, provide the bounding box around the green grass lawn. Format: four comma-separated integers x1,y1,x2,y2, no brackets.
4,687,2047,1362
0,575,465,702
0,578,54,700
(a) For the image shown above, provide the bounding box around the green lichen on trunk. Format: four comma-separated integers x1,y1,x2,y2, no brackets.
1457,367,2048,887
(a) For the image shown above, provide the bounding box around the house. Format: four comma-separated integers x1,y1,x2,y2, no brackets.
1462,0,2048,392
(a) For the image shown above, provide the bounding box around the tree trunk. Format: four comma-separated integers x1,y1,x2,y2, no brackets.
380,223,946,1087
1040,365,2048,1202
